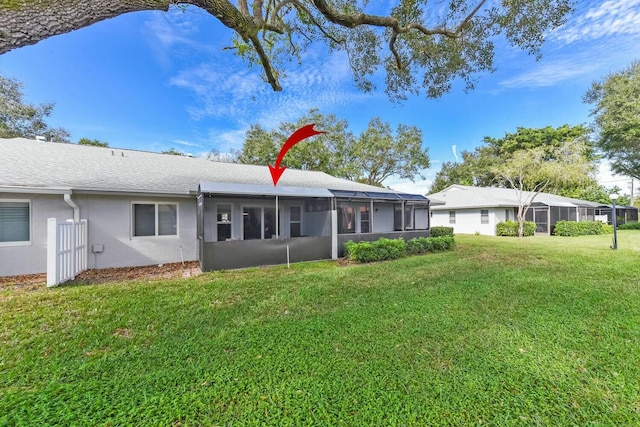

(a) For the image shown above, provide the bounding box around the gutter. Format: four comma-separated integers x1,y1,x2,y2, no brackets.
64,193,80,222
0,185,72,195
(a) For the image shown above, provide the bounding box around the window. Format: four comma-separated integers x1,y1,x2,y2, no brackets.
217,204,232,241
505,209,512,221
243,206,277,240
0,200,30,245
133,203,177,237
360,205,370,233
290,206,302,237
481,209,489,224
338,204,355,234
449,211,456,224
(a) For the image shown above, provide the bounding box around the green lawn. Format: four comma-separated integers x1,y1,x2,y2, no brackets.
2,233,640,426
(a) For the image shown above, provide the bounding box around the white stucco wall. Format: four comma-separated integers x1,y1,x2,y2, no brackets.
0,193,74,276
372,203,395,232
431,207,513,236
0,192,197,277
76,194,197,271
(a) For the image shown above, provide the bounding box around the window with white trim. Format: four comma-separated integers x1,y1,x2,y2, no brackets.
449,210,456,224
132,203,177,237
0,200,30,245
217,204,232,241
481,209,489,224
360,205,370,233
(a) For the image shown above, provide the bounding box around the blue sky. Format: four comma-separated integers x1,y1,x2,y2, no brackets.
1,0,640,195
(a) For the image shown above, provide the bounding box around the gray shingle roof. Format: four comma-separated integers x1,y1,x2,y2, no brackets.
0,138,401,196
427,184,604,210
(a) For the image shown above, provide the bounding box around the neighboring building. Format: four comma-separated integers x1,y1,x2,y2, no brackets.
0,138,430,277
427,185,637,236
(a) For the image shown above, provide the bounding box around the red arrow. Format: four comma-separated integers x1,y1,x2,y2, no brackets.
269,123,325,186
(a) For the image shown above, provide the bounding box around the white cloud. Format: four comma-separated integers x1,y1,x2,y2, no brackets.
597,159,635,193
142,7,218,68
144,12,197,48
385,178,432,195
500,58,600,88
383,164,441,195
173,139,202,148
498,0,640,89
170,47,376,130
553,0,640,44
170,64,268,120
207,128,247,152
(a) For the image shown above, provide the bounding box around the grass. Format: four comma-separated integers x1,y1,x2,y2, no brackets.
1,232,640,426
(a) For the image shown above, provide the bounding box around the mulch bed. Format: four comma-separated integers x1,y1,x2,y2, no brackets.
0,261,201,289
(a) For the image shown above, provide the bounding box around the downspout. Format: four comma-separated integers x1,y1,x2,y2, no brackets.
370,199,374,233
275,195,279,238
331,197,338,259
64,192,80,222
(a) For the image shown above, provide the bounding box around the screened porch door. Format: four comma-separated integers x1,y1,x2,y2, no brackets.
533,208,549,235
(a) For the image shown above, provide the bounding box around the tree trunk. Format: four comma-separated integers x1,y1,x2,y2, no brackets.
0,0,258,55
517,205,525,238
0,0,280,88
0,1,175,54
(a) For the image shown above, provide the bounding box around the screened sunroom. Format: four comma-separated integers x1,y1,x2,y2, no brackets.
524,200,601,235
197,182,431,271
331,190,430,256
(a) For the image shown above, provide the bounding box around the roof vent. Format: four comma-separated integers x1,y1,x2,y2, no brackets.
35,135,46,142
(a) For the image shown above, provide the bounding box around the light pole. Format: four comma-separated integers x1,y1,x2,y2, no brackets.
610,193,619,250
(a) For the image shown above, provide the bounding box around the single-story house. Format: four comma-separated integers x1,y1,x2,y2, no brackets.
0,137,431,278
427,184,638,236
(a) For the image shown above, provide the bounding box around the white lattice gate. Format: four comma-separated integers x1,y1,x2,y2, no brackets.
47,218,88,287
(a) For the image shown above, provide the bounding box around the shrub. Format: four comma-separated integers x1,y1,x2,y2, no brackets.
407,236,455,254
429,236,455,251
377,237,408,260
344,238,407,262
346,236,454,262
344,240,374,263
601,224,614,234
431,226,454,237
496,220,535,237
406,237,427,255
553,220,611,236
618,222,640,230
